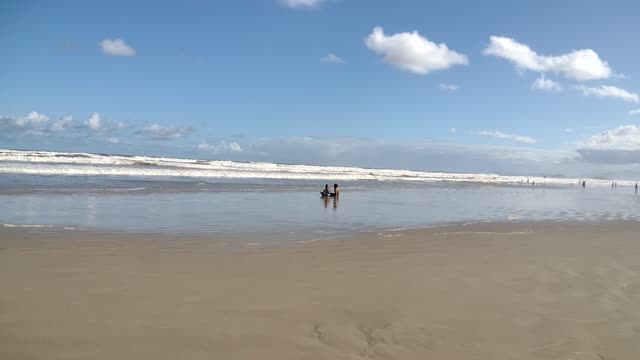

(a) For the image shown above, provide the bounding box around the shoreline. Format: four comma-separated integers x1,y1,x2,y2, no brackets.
2,220,640,359
2,218,637,244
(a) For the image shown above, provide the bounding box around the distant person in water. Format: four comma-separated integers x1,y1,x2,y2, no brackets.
333,184,340,197
636,183,638,194
582,181,586,188
322,184,330,196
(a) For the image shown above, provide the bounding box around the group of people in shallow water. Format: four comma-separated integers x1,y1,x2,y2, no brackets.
321,183,340,197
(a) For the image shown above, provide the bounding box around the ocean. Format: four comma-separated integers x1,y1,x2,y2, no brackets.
1,149,639,238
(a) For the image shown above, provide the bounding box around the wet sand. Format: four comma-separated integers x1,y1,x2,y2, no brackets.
2,222,640,360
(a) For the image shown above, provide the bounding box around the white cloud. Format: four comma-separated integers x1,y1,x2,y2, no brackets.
197,140,243,153
24,111,48,125
321,53,345,64
365,26,468,75
136,124,193,140
479,130,537,144
582,125,640,150
0,112,49,133
85,113,102,131
576,85,639,103
49,116,73,132
1,111,180,141
99,38,136,57
578,125,640,164
14,112,49,127
2,112,75,135
628,109,640,116
484,36,612,81
0,111,128,136
440,83,458,91
449,128,457,134
532,75,562,92
281,0,325,8
82,113,129,134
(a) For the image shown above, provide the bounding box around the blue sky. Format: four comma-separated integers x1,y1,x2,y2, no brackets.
2,0,640,178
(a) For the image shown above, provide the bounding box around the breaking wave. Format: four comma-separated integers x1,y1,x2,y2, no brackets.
0,149,623,186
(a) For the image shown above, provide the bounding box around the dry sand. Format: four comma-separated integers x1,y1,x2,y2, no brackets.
2,222,640,360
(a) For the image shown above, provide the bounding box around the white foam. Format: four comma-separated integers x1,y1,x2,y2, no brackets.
3,223,52,228
0,149,630,187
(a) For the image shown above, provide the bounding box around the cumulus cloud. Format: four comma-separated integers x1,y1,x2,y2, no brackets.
630,109,640,116
281,0,325,8
0,111,129,136
479,130,537,144
0,112,50,133
576,85,639,103
365,26,468,75
20,111,49,126
582,125,640,150
439,83,458,91
49,116,73,132
484,36,612,81
0,113,80,135
99,38,136,57
197,140,243,153
10,111,49,128
82,113,128,134
136,124,193,140
321,53,345,64
0,111,190,143
578,125,640,164
532,75,562,92
85,113,102,131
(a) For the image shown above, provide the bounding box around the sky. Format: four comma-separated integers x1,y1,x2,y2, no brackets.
2,0,640,179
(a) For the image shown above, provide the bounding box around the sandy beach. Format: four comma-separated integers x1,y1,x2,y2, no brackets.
2,221,640,360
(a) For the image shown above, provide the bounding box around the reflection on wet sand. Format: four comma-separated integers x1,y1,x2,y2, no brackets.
322,196,339,209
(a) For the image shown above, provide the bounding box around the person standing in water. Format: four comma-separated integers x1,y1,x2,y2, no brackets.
333,184,340,197
322,184,330,196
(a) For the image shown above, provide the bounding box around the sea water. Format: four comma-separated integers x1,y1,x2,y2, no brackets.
1,149,639,238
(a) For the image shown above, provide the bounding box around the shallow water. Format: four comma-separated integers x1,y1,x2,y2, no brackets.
1,174,639,238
